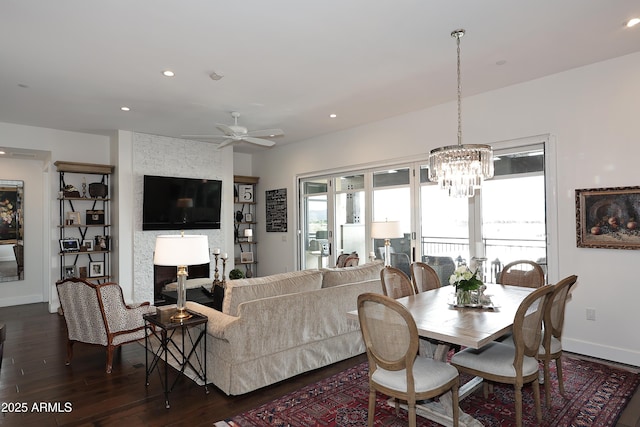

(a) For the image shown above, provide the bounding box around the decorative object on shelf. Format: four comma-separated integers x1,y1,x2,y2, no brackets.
94,235,109,250
244,213,252,222
235,210,244,223
89,261,105,278
240,252,254,264
85,210,105,225
65,211,81,225
244,228,253,242
428,29,494,198
449,265,483,305
229,268,244,280
370,220,403,267
88,182,108,198
59,238,80,253
63,185,80,198
238,184,254,202
575,186,640,250
245,264,253,278
63,265,76,279
153,233,210,321
82,178,87,198
79,266,87,278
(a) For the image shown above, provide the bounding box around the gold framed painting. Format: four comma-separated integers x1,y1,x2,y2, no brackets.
576,186,640,249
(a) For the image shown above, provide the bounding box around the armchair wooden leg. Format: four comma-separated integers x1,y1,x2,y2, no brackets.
66,340,74,366
106,345,114,373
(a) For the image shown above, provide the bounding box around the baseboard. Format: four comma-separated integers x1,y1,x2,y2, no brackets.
564,338,640,368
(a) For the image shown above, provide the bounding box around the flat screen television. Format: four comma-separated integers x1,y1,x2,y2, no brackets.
142,175,222,230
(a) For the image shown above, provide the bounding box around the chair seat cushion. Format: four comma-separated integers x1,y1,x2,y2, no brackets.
451,342,539,378
539,335,562,356
371,356,458,393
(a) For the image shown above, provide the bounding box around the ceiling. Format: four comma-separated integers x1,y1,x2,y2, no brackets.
1,1,639,154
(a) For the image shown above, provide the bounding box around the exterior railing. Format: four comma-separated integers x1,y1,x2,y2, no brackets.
420,236,547,282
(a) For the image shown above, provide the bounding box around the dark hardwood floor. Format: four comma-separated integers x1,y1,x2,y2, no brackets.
1,303,638,427
0,303,366,426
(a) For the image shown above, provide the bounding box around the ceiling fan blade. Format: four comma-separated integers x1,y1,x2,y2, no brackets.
247,128,284,138
181,134,229,140
216,139,236,149
242,136,276,147
215,124,236,136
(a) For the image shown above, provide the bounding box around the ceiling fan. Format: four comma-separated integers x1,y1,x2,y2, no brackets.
182,111,284,149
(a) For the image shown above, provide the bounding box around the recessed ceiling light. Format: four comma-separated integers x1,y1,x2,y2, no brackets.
17,83,29,88
120,106,131,112
627,18,640,28
496,60,507,66
162,70,175,77
209,71,224,81
329,113,337,118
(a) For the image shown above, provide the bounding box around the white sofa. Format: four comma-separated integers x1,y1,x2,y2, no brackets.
182,261,384,395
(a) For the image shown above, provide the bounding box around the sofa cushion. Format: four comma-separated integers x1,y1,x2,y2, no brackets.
222,269,323,316
320,260,384,288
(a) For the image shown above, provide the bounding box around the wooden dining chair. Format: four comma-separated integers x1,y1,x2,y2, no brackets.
380,266,416,299
539,275,578,405
451,284,554,427
497,260,545,288
357,293,460,427
410,262,441,293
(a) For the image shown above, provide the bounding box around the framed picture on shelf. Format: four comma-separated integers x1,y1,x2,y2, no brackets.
59,238,80,252
89,261,104,278
244,213,253,222
576,186,640,250
65,211,81,225
63,265,77,279
82,239,94,251
238,184,254,202
240,252,254,264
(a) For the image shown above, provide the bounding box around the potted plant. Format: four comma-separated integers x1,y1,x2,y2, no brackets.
229,268,245,280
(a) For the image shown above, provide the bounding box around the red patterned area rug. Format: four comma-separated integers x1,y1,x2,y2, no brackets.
216,356,639,427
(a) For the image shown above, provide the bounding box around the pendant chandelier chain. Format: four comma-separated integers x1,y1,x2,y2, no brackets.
456,31,463,147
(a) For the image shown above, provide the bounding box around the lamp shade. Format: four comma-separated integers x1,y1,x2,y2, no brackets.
153,234,210,266
370,221,403,239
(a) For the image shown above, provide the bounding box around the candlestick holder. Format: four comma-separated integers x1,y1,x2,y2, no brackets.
210,253,223,293
221,256,227,288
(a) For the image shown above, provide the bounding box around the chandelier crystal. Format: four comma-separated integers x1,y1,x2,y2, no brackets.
429,29,493,198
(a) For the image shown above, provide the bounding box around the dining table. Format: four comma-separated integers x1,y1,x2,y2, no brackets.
349,283,536,427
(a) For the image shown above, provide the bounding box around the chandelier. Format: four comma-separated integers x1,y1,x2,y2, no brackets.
429,29,493,198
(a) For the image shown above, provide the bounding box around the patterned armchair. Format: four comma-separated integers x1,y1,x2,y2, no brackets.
56,277,155,373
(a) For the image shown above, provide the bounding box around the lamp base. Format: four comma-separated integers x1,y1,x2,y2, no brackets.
170,307,193,322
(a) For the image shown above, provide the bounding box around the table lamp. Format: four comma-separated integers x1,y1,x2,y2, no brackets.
371,220,403,267
154,233,209,321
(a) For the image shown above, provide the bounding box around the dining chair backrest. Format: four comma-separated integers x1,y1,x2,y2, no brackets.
543,275,577,346
358,292,418,373
498,260,545,288
410,262,441,293
512,284,555,367
380,266,416,299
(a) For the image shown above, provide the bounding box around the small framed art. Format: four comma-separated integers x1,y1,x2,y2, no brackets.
238,185,254,202
240,252,254,264
63,265,77,279
89,261,105,278
244,213,253,222
60,238,80,253
82,239,94,251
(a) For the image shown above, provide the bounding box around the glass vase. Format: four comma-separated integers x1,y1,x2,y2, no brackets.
456,289,472,305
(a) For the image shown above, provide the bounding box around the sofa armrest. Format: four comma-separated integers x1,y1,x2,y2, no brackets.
185,301,239,340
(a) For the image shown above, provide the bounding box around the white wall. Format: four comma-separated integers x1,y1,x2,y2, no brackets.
0,123,110,310
252,52,640,366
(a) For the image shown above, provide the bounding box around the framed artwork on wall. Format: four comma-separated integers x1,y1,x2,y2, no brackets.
576,186,640,250
89,261,105,277
238,185,254,202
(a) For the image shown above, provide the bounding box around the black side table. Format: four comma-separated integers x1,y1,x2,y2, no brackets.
144,308,208,408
